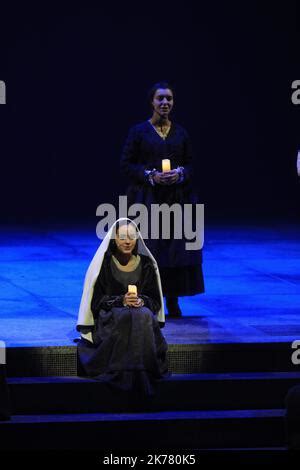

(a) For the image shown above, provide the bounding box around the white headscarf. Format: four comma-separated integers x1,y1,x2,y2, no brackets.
77,217,165,331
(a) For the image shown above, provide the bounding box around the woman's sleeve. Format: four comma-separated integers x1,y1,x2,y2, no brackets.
120,126,148,184
91,269,124,315
139,264,161,314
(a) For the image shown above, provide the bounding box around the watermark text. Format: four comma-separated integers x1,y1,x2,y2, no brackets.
96,196,204,251
0,81,6,104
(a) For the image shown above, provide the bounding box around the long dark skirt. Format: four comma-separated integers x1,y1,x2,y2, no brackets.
77,306,169,396
127,185,205,297
159,265,205,297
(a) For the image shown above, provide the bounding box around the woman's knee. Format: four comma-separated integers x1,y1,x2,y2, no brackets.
117,306,153,321
137,306,153,319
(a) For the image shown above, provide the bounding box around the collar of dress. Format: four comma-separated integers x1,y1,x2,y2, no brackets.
112,254,141,272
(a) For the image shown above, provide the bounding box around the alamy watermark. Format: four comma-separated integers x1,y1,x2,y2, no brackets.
291,80,300,105
291,340,300,365
0,341,6,365
96,196,204,251
0,80,6,104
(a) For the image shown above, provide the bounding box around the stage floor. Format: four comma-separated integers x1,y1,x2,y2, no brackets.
1,221,300,347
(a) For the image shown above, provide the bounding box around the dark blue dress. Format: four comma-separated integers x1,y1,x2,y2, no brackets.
77,253,169,396
120,120,204,296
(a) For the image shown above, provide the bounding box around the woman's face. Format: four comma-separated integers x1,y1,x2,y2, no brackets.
152,88,174,118
115,223,137,255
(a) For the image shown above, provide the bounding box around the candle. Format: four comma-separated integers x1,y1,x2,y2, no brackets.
162,159,171,172
128,285,137,295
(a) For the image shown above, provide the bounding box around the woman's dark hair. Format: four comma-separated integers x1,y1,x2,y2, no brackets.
108,220,139,256
148,81,175,104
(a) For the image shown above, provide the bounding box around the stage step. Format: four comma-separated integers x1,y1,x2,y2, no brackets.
7,372,300,414
5,346,294,452
0,409,286,450
6,341,296,377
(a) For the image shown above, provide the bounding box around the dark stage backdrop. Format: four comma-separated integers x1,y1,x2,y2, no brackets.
0,2,299,222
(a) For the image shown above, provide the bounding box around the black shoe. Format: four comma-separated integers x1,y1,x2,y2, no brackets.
166,297,182,317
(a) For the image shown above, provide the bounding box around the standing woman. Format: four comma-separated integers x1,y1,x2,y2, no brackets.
120,82,204,316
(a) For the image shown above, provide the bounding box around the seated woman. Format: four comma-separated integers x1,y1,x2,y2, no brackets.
76,218,169,396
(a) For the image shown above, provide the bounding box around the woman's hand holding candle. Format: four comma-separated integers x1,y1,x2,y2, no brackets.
128,285,137,295
123,285,145,307
153,169,179,185
154,160,178,185
163,169,179,185
152,158,179,185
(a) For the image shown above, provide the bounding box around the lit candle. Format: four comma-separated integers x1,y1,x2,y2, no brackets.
162,159,171,172
128,284,137,296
